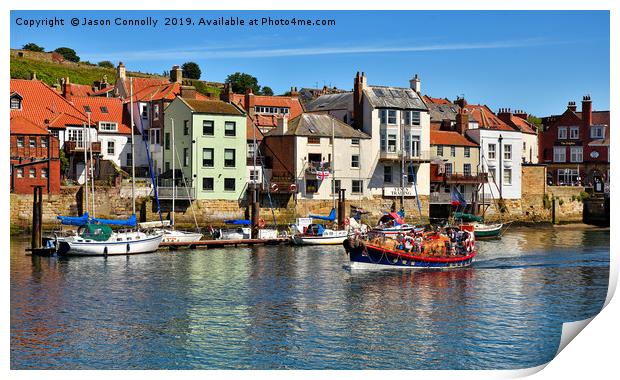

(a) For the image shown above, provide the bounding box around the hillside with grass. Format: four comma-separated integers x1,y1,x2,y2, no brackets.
10,56,222,97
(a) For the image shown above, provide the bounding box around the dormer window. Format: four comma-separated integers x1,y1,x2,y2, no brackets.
10,94,22,110
99,122,118,132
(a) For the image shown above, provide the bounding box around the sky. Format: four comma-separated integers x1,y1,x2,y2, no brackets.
10,10,610,116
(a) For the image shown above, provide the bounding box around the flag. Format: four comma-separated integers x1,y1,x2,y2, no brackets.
451,186,467,207
316,162,329,180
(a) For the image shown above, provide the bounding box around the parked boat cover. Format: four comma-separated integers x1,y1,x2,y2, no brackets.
224,219,251,225
309,208,336,222
91,214,137,227
453,212,484,223
57,212,89,226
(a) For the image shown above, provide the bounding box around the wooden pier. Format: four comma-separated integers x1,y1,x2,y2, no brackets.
158,237,291,249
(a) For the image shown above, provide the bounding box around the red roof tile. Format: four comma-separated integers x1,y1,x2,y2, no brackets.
430,130,478,147
423,95,452,105
10,79,89,129
464,104,514,131
91,85,115,96
509,115,537,134
230,93,304,129
71,96,132,134
10,116,50,135
65,83,94,98
122,77,169,100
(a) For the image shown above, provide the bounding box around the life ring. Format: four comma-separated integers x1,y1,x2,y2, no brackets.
289,183,297,192
258,218,266,228
271,183,279,192
344,217,350,225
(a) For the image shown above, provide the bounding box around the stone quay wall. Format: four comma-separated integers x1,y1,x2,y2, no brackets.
11,169,587,231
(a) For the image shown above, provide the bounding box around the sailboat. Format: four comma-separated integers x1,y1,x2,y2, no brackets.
291,208,350,245
141,118,203,243
54,86,164,256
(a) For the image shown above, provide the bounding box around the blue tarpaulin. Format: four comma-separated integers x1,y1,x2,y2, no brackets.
57,212,89,226
91,214,137,227
224,219,251,225
309,208,336,222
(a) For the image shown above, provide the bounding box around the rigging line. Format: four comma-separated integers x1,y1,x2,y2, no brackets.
174,147,200,232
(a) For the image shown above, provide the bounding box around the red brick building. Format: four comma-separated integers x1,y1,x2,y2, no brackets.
540,96,609,191
10,116,61,194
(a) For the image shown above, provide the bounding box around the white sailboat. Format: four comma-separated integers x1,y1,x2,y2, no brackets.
57,78,164,256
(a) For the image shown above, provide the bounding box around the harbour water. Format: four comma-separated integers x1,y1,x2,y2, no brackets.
10,226,609,370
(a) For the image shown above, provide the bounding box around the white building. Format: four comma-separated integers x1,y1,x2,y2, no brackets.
263,113,372,200
462,103,523,200
306,72,432,206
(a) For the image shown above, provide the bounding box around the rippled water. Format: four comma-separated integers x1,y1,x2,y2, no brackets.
10,226,609,369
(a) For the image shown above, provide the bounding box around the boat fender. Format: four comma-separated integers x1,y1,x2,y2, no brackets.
258,218,266,228
271,183,279,192
344,217,350,226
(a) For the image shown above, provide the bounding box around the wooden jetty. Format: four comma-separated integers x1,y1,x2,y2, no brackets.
158,237,291,249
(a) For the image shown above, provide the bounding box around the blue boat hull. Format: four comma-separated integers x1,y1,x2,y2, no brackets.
345,241,475,270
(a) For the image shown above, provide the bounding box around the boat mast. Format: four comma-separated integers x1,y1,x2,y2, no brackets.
331,119,336,211
129,77,136,215
400,119,405,212
82,122,89,215
88,112,96,217
171,118,175,228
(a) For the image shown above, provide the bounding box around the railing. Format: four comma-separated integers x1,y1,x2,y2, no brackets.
379,150,432,162
430,192,453,203
64,140,101,154
445,172,488,184
156,187,195,200
305,161,332,175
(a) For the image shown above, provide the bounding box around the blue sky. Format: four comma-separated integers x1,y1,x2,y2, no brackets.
10,10,609,116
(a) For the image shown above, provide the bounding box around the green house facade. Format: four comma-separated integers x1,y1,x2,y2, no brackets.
163,97,247,200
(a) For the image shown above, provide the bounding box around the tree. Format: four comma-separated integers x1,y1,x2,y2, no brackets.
225,72,260,94
22,43,44,52
53,47,80,62
527,115,543,131
182,62,201,80
59,150,69,176
261,86,274,96
97,60,114,69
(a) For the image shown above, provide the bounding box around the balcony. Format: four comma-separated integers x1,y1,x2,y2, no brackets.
264,170,296,193
156,187,195,200
64,140,101,155
430,164,487,184
379,150,431,163
305,161,332,176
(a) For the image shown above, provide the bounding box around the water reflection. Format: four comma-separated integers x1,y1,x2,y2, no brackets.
11,226,609,369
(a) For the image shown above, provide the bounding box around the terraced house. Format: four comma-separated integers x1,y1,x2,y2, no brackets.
306,72,432,217
163,97,247,201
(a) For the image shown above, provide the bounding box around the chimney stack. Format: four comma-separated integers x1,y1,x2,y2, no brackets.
61,77,70,99
582,95,592,128
221,83,233,102
440,118,452,131
497,107,513,125
31,71,37,80
170,65,183,84
290,87,299,97
117,62,126,81
353,71,367,131
454,96,468,108
409,74,421,93
180,85,197,100
277,117,289,134
567,101,577,112
245,87,256,115
513,109,528,120
456,109,469,135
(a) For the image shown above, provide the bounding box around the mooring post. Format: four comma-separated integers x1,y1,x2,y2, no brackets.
31,186,43,250
338,189,346,229
250,184,259,239
552,197,558,225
